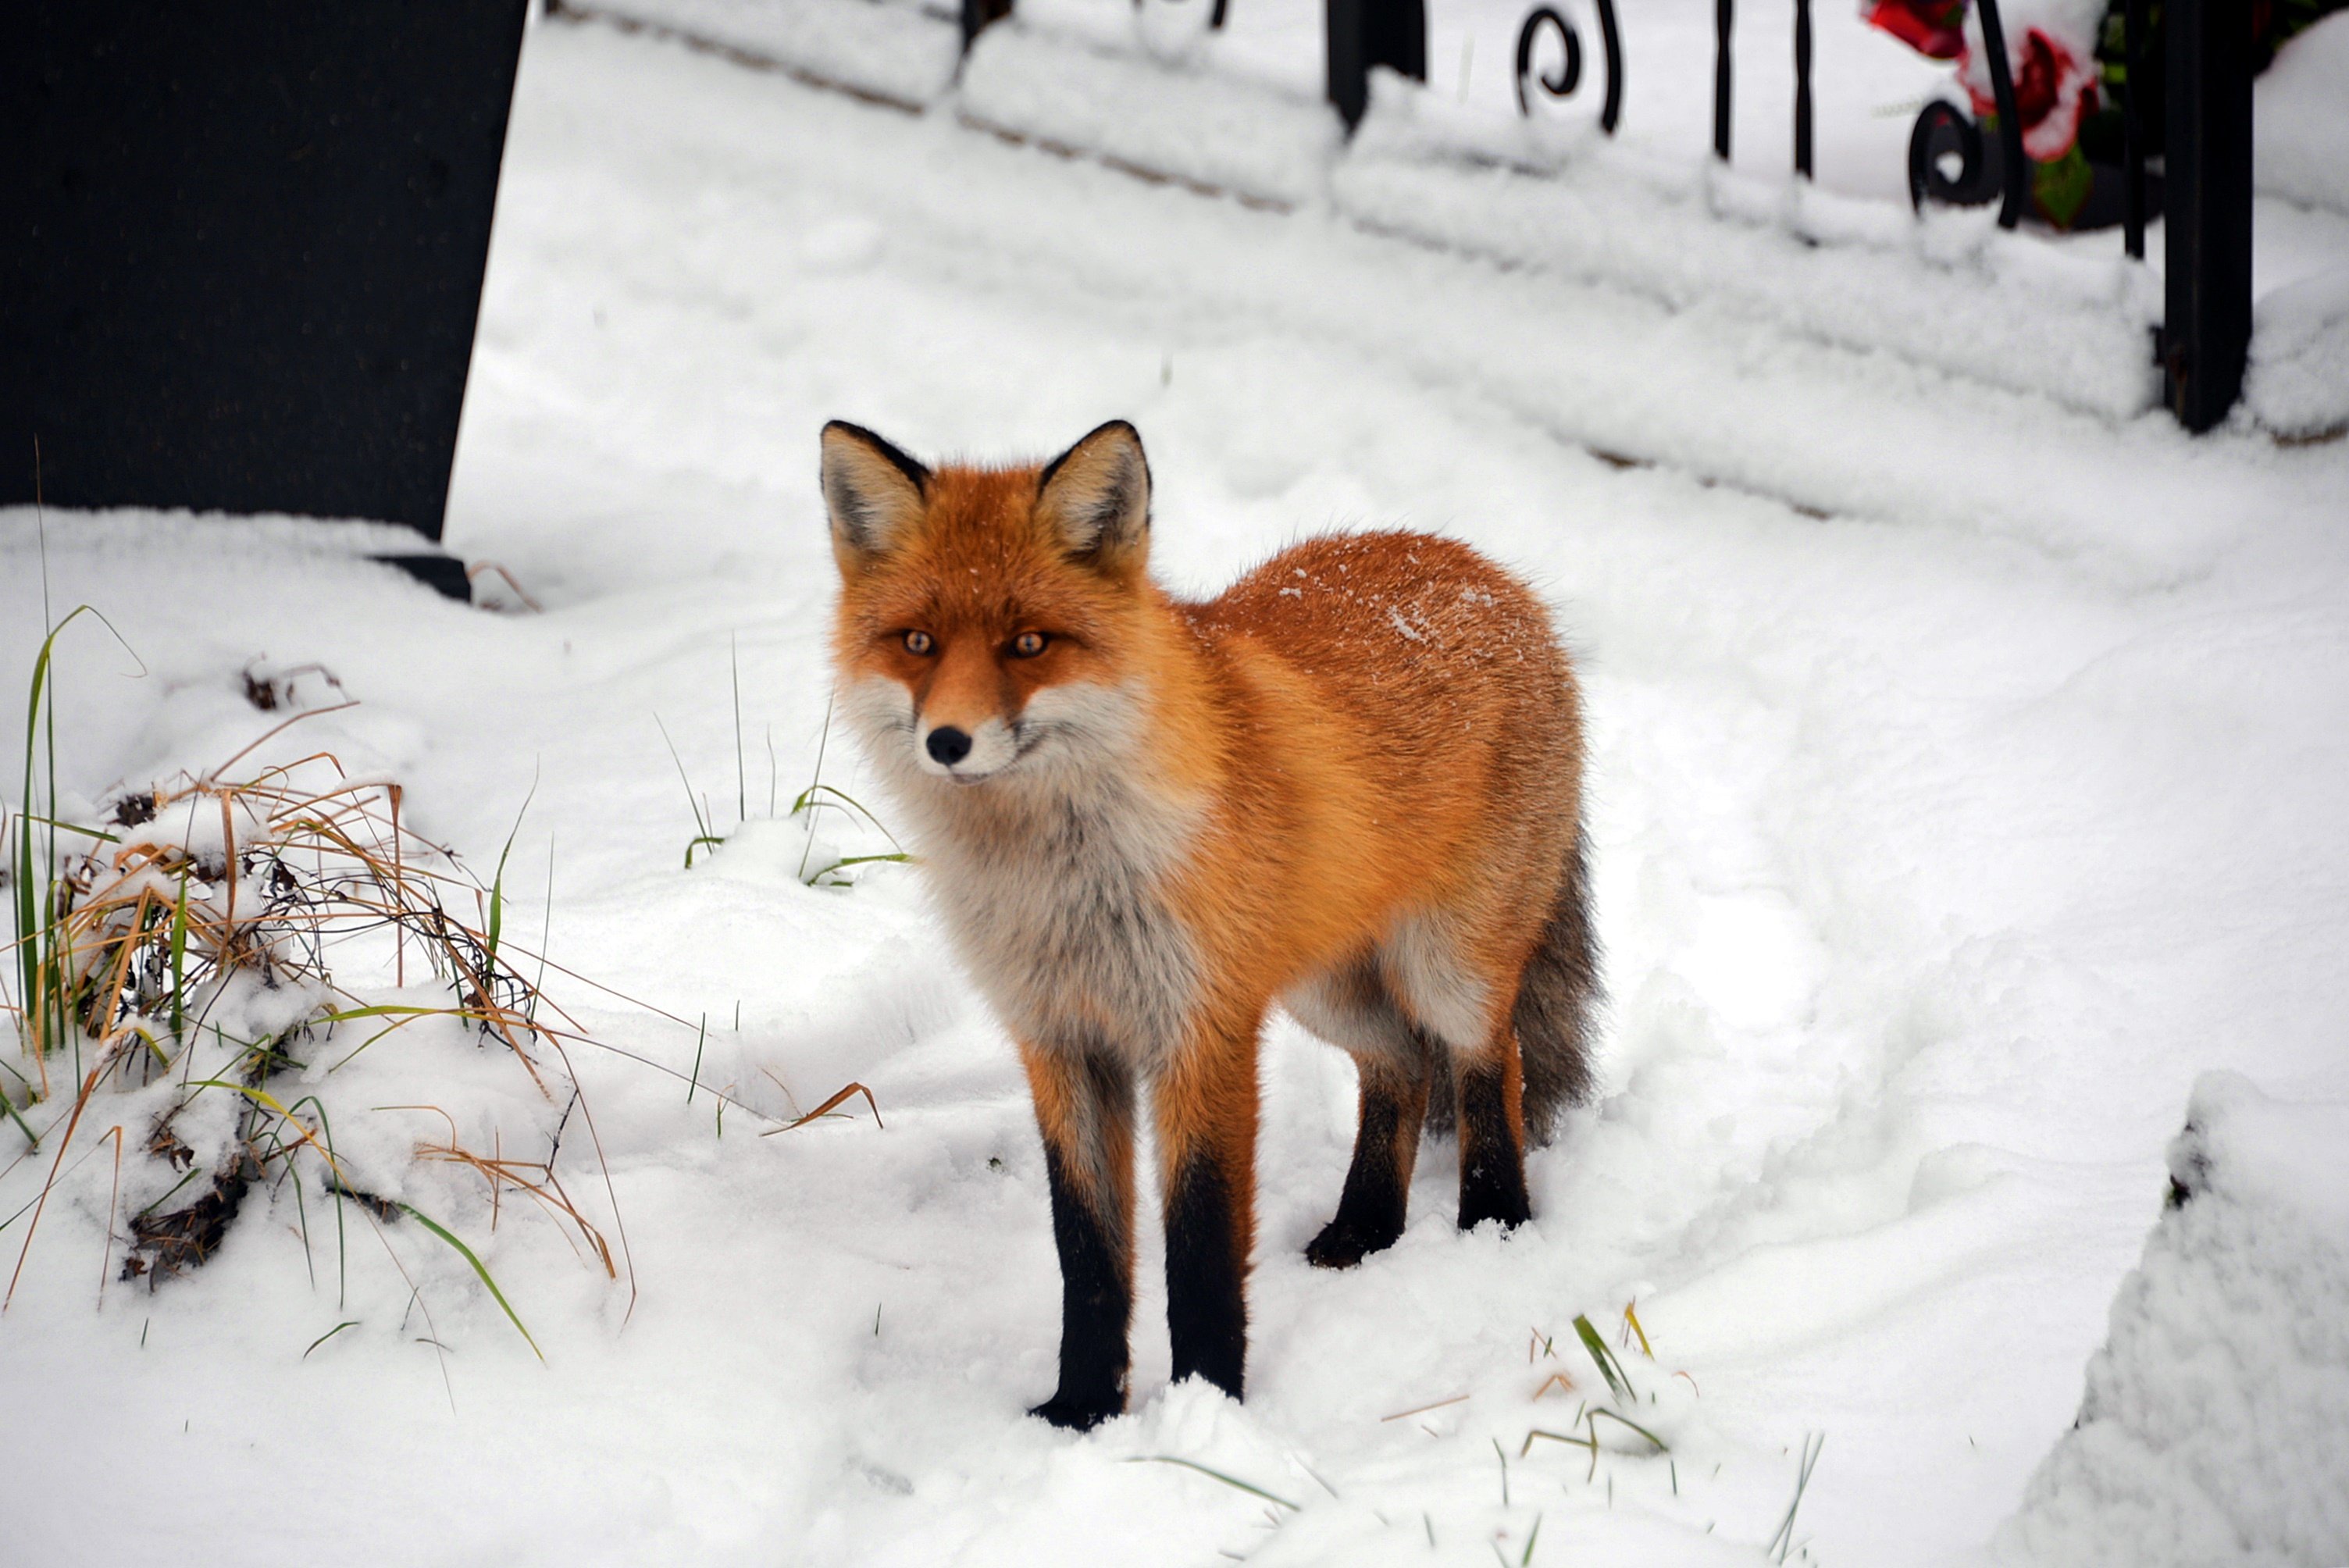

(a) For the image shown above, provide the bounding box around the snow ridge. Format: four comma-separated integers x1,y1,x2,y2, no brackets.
2002,1072,2349,1568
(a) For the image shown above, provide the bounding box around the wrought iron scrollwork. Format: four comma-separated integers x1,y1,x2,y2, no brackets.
1513,0,1621,133
1516,8,1581,112
1906,98,2003,208
1902,0,2026,226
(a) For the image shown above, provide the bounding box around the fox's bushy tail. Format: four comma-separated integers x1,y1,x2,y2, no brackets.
1510,832,1600,1146
1421,831,1601,1146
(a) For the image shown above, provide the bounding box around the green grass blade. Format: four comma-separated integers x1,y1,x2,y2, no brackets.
788,783,906,852
1767,1431,1825,1563
168,875,191,1042
1588,1407,1669,1452
730,635,746,825
1519,1427,1596,1460
6,813,116,846
288,1146,315,1289
316,1003,450,1021
283,1095,348,1310
1573,1313,1635,1403
302,1320,360,1359
1125,1456,1299,1511
487,768,538,975
394,1201,544,1362
16,622,67,1057
133,1164,208,1221
0,1087,37,1147
654,715,711,843
14,604,140,1082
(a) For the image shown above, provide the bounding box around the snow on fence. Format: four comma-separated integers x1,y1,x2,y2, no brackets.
551,0,2342,437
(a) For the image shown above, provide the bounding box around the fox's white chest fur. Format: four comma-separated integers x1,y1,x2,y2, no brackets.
844,674,1206,1067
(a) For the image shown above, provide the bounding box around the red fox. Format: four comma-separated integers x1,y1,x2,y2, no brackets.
821,419,1597,1431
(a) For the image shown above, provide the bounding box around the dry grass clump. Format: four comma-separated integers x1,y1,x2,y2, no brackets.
2,611,626,1334
7,606,888,1367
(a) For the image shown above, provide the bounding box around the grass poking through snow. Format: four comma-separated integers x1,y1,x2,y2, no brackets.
5,611,894,1369
1766,1432,1825,1563
1572,1312,1638,1403
663,675,910,886
1125,1456,1300,1513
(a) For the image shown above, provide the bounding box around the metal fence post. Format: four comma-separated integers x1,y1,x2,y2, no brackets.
2122,0,2148,259
1328,0,1427,131
1793,0,1813,176
962,0,1013,50
1713,0,1734,159
1975,0,2029,227
2162,0,2253,431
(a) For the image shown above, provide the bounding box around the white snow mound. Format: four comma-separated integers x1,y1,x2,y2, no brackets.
2246,265,2349,439
2000,1071,2349,1568
2256,13,2349,217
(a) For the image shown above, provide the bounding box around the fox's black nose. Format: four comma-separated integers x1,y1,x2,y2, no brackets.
925,727,973,767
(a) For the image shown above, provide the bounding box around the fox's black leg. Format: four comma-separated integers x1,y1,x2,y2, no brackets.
1306,1060,1431,1269
1455,1043,1531,1232
1035,1142,1131,1430
1164,1150,1248,1398
1020,1043,1136,1431
1156,1015,1260,1401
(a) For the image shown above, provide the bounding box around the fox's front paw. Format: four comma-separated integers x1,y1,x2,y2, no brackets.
1304,1214,1401,1270
1028,1394,1121,1432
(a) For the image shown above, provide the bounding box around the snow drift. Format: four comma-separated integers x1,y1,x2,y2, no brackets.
2003,1072,2349,1568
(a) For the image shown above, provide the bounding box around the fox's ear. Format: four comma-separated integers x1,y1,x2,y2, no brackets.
1036,420,1150,572
822,421,929,569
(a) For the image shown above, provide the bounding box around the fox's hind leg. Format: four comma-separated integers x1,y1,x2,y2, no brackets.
1021,1041,1139,1431
1449,1030,1531,1231
1285,957,1434,1269
1310,1058,1431,1268
1383,913,1534,1234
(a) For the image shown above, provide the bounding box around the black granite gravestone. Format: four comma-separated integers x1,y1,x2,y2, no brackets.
3,1,531,596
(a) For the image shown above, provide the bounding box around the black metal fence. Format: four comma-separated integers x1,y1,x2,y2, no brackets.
957,0,2255,432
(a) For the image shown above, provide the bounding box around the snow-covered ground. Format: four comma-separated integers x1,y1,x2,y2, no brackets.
4,15,2347,1566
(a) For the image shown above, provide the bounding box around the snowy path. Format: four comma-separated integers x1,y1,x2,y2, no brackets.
4,19,2346,1566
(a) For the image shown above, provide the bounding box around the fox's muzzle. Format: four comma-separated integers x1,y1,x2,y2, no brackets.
915,715,1019,780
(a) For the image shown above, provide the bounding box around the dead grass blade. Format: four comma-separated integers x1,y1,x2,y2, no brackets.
761,1081,884,1135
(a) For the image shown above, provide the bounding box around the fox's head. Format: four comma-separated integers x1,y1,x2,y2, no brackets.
822,419,1157,789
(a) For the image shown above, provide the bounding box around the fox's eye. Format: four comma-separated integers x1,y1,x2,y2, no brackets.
1011,631,1048,658
903,630,935,655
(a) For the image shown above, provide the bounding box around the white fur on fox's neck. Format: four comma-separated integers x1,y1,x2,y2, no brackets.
840,672,1205,1068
